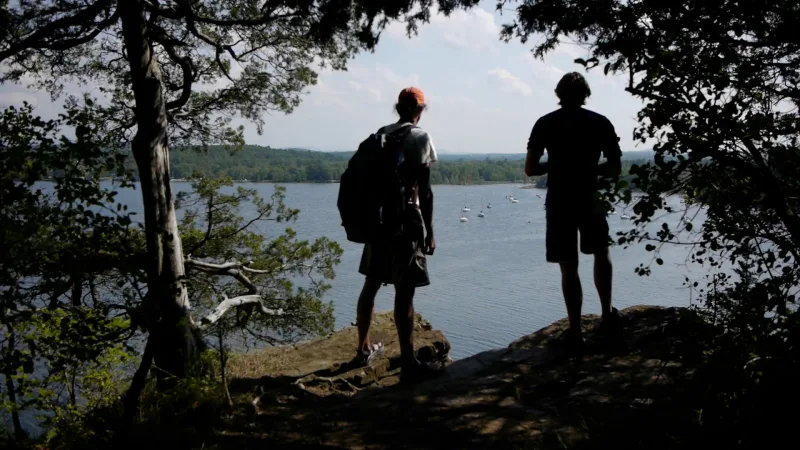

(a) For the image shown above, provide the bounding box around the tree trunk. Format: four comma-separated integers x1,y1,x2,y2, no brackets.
4,326,27,441
118,335,155,438
119,0,199,382
70,273,82,307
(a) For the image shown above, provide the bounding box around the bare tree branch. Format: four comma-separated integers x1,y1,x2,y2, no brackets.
41,8,123,52
179,10,238,82
185,257,287,326
184,258,270,274
200,293,282,327
152,35,194,110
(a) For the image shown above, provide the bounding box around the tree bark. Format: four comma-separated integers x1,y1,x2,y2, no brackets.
4,326,27,441
119,0,199,382
70,273,82,307
117,335,155,438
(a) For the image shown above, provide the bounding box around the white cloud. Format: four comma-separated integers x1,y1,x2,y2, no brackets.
309,80,352,112
554,42,590,60
429,8,499,51
384,21,421,46
374,64,420,89
305,63,421,116
523,55,566,83
344,63,371,80
0,91,38,108
426,94,475,109
348,80,382,103
445,95,474,105
488,68,532,96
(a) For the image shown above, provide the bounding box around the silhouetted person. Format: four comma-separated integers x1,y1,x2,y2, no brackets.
355,87,441,382
524,72,625,350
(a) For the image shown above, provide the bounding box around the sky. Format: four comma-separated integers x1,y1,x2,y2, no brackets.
0,0,650,154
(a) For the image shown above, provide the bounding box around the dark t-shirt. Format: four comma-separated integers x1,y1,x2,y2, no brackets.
527,107,622,205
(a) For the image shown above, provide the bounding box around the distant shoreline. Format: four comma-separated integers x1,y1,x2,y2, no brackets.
170,179,540,187
44,178,538,186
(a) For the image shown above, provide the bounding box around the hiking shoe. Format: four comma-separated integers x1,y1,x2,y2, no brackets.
399,360,445,385
599,308,627,337
550,328,585,356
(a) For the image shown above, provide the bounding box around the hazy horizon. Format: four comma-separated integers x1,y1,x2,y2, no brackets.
301,147,652,154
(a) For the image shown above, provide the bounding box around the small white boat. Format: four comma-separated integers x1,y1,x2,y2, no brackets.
460,216,468,222
478,211,485,218
462,206,470,212
536,194,542,198
511,198,519,203
486,203,492,209
620,214,631,220
609,209,617,215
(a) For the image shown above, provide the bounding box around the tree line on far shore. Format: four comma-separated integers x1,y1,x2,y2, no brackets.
158,145,649,185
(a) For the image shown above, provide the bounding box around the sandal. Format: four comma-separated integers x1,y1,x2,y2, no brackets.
358,342,385,367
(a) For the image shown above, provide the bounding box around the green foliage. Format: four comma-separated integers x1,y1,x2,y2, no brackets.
497,0,800,445
0,101,139,442
44,362,227,450
0,104,342,444
178,176,341,344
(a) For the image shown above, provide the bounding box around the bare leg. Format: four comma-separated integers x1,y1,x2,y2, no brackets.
394,284,417,368
559,261,583,332
593,249,613,316
356,278,382,353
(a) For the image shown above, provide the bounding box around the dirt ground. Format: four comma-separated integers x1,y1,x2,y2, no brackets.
191,306,711,449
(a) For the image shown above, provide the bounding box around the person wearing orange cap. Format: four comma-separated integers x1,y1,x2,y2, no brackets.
354,86,442,383
524,72,627,353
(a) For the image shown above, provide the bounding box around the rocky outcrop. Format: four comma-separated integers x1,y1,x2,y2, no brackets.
231,312,451,399
219,306,711,449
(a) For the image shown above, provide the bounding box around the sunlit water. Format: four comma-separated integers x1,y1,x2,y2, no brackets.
109,182,705,359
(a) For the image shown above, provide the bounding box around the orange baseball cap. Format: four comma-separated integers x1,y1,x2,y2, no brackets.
398,87,425,105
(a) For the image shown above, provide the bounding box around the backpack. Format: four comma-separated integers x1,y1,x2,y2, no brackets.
337,124,416,244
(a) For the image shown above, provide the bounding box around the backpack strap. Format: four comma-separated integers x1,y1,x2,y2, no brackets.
393,123,417,134
380,123,417,138
377,124,416,164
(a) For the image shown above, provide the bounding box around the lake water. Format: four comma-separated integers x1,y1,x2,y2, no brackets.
6,181,708,435
112,182,705,359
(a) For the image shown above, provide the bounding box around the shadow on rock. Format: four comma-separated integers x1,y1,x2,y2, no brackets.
213,306,713,449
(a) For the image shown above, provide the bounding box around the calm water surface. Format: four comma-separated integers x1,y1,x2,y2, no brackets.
112,182,704,359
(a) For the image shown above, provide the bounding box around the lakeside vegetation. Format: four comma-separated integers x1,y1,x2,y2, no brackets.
164,145,651,185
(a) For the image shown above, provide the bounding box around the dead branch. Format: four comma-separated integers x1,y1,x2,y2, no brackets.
184,258,271,274
200,293,282,327
185,257,285,326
